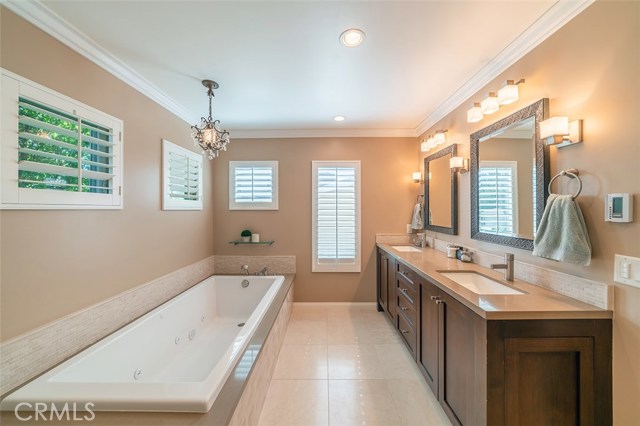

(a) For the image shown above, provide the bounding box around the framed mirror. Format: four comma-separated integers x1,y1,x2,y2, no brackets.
424,144,458,235
470,98,549,250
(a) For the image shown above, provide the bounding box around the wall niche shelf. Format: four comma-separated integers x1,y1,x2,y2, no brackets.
228,240,275,246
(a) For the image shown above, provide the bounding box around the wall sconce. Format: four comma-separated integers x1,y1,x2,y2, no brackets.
539,116,583,148
449,156,468,173
480,92,499,115
498,79,525,105
467,78,525,123
412,172,423,183
467,102,483,123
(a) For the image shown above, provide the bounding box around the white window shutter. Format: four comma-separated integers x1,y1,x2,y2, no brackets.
229,161,278,210
162,139,203,210
478,161,519,236
312,161,361,273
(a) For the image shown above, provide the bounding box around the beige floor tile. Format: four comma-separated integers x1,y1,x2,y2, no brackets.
328,379,403,426
327,318,401,345
328,345,386,379
272,345,327,379
283,320,327,345
257,379,329,426
386,378,452,426
290,304,328,322
374,343,422,379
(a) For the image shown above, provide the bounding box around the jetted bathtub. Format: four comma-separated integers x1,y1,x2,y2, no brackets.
1,275,286,413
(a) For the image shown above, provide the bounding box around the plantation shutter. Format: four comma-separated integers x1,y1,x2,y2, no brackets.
478,161,517,236
162,139,203,210
18,97,115,194
312,161,361,272
228,161,278,210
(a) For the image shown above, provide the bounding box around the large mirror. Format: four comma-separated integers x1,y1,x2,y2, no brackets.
470,98,549,250
424,144,458,235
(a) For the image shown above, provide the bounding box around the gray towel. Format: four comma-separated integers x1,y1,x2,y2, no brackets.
533,194,591,266
411,203,424,229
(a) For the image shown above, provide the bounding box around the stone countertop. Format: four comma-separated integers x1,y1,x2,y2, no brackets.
378,244,612,320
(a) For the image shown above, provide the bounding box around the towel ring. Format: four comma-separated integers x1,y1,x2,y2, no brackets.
548,169,582,200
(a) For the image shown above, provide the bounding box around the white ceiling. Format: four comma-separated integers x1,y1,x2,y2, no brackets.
9,1,591,137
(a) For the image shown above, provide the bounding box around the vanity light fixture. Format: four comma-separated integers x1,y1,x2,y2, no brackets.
498,79,525,105
540,116,583,148
340,28,366,47
480,92,499,115
433,129,448,145
412,172,423,183
420,139,430,152
467,102,483,123
449,156,468,173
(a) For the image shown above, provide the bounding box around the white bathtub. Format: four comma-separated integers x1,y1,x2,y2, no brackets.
1,275,286,413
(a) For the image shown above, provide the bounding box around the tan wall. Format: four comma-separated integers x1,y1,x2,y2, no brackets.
0,8,214,341
479,137,534,238
211,137,417,302
417,2,640,423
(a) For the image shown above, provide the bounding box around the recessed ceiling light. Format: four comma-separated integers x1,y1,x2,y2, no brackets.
339,29,365,47
333,115,346,122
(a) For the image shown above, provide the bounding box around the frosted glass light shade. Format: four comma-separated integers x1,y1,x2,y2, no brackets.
480,92,499,115
433,132,446,145
412,172,422,183
540,116,569,144
498,82,519,105
467,103,483,123
421,140,429,152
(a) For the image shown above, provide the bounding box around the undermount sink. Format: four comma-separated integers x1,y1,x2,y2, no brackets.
391,245,422,252
438,271,525,295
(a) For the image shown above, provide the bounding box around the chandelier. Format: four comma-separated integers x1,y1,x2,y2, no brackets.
191,79,230,159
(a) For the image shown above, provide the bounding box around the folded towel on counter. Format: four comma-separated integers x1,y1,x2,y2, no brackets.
533,194,591,266
411,203,424,230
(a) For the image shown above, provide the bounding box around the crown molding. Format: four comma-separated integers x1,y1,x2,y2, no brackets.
229,128,418,139
4,0,593,139
2,0,194,124
415,0,595,136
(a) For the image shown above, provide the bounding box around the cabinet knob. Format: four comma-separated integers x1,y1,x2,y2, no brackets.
435,300,444,305
401,329,409,334
430,295,441,301
401,307,408,311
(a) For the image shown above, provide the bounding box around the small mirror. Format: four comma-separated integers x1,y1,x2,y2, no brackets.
470,99,549,250
424,145,458,235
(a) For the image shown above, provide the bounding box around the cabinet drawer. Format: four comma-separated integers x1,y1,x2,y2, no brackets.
397,263,418,290
397,293,416,327
397,311,417,357
397,278,418,311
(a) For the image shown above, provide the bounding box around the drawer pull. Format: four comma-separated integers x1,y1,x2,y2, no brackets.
435,300,444,305
430,295,441,301
400,329,409,334
401,307,408,311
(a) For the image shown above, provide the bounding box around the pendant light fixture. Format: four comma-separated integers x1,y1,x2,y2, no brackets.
191,79,230,160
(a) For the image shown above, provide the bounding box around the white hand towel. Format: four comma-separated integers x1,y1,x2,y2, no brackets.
533,194,591,266
411,203,424,230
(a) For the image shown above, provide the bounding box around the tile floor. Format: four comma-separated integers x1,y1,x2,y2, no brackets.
257,303,452,426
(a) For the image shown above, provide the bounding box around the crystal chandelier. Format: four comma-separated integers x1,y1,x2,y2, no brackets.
191,79,230,159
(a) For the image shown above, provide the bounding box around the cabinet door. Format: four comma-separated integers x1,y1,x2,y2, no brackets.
419,280,439,397
387,256,397,320
377,250,388,312
439,291,484,426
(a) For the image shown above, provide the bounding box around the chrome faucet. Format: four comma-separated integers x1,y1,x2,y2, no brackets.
257,266,269,276
491,253,515,281
241,265,250,275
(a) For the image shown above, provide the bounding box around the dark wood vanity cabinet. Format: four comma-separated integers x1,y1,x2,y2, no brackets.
376,249,396,320
377,248,612,426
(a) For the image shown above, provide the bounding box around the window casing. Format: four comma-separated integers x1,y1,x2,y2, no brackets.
229,161,278,210
478,161,519,237
312,161,361,273
1,70,123,209
162,139,203,210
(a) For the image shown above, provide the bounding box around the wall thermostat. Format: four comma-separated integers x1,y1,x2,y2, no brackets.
605,193,633,222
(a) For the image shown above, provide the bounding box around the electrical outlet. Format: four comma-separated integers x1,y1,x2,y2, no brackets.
614,254,640,288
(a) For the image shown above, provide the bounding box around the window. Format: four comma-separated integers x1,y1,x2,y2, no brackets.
478,161,519,236
1,70,123,209
162,139,203,210
229,161,278,210
312,161,361,273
